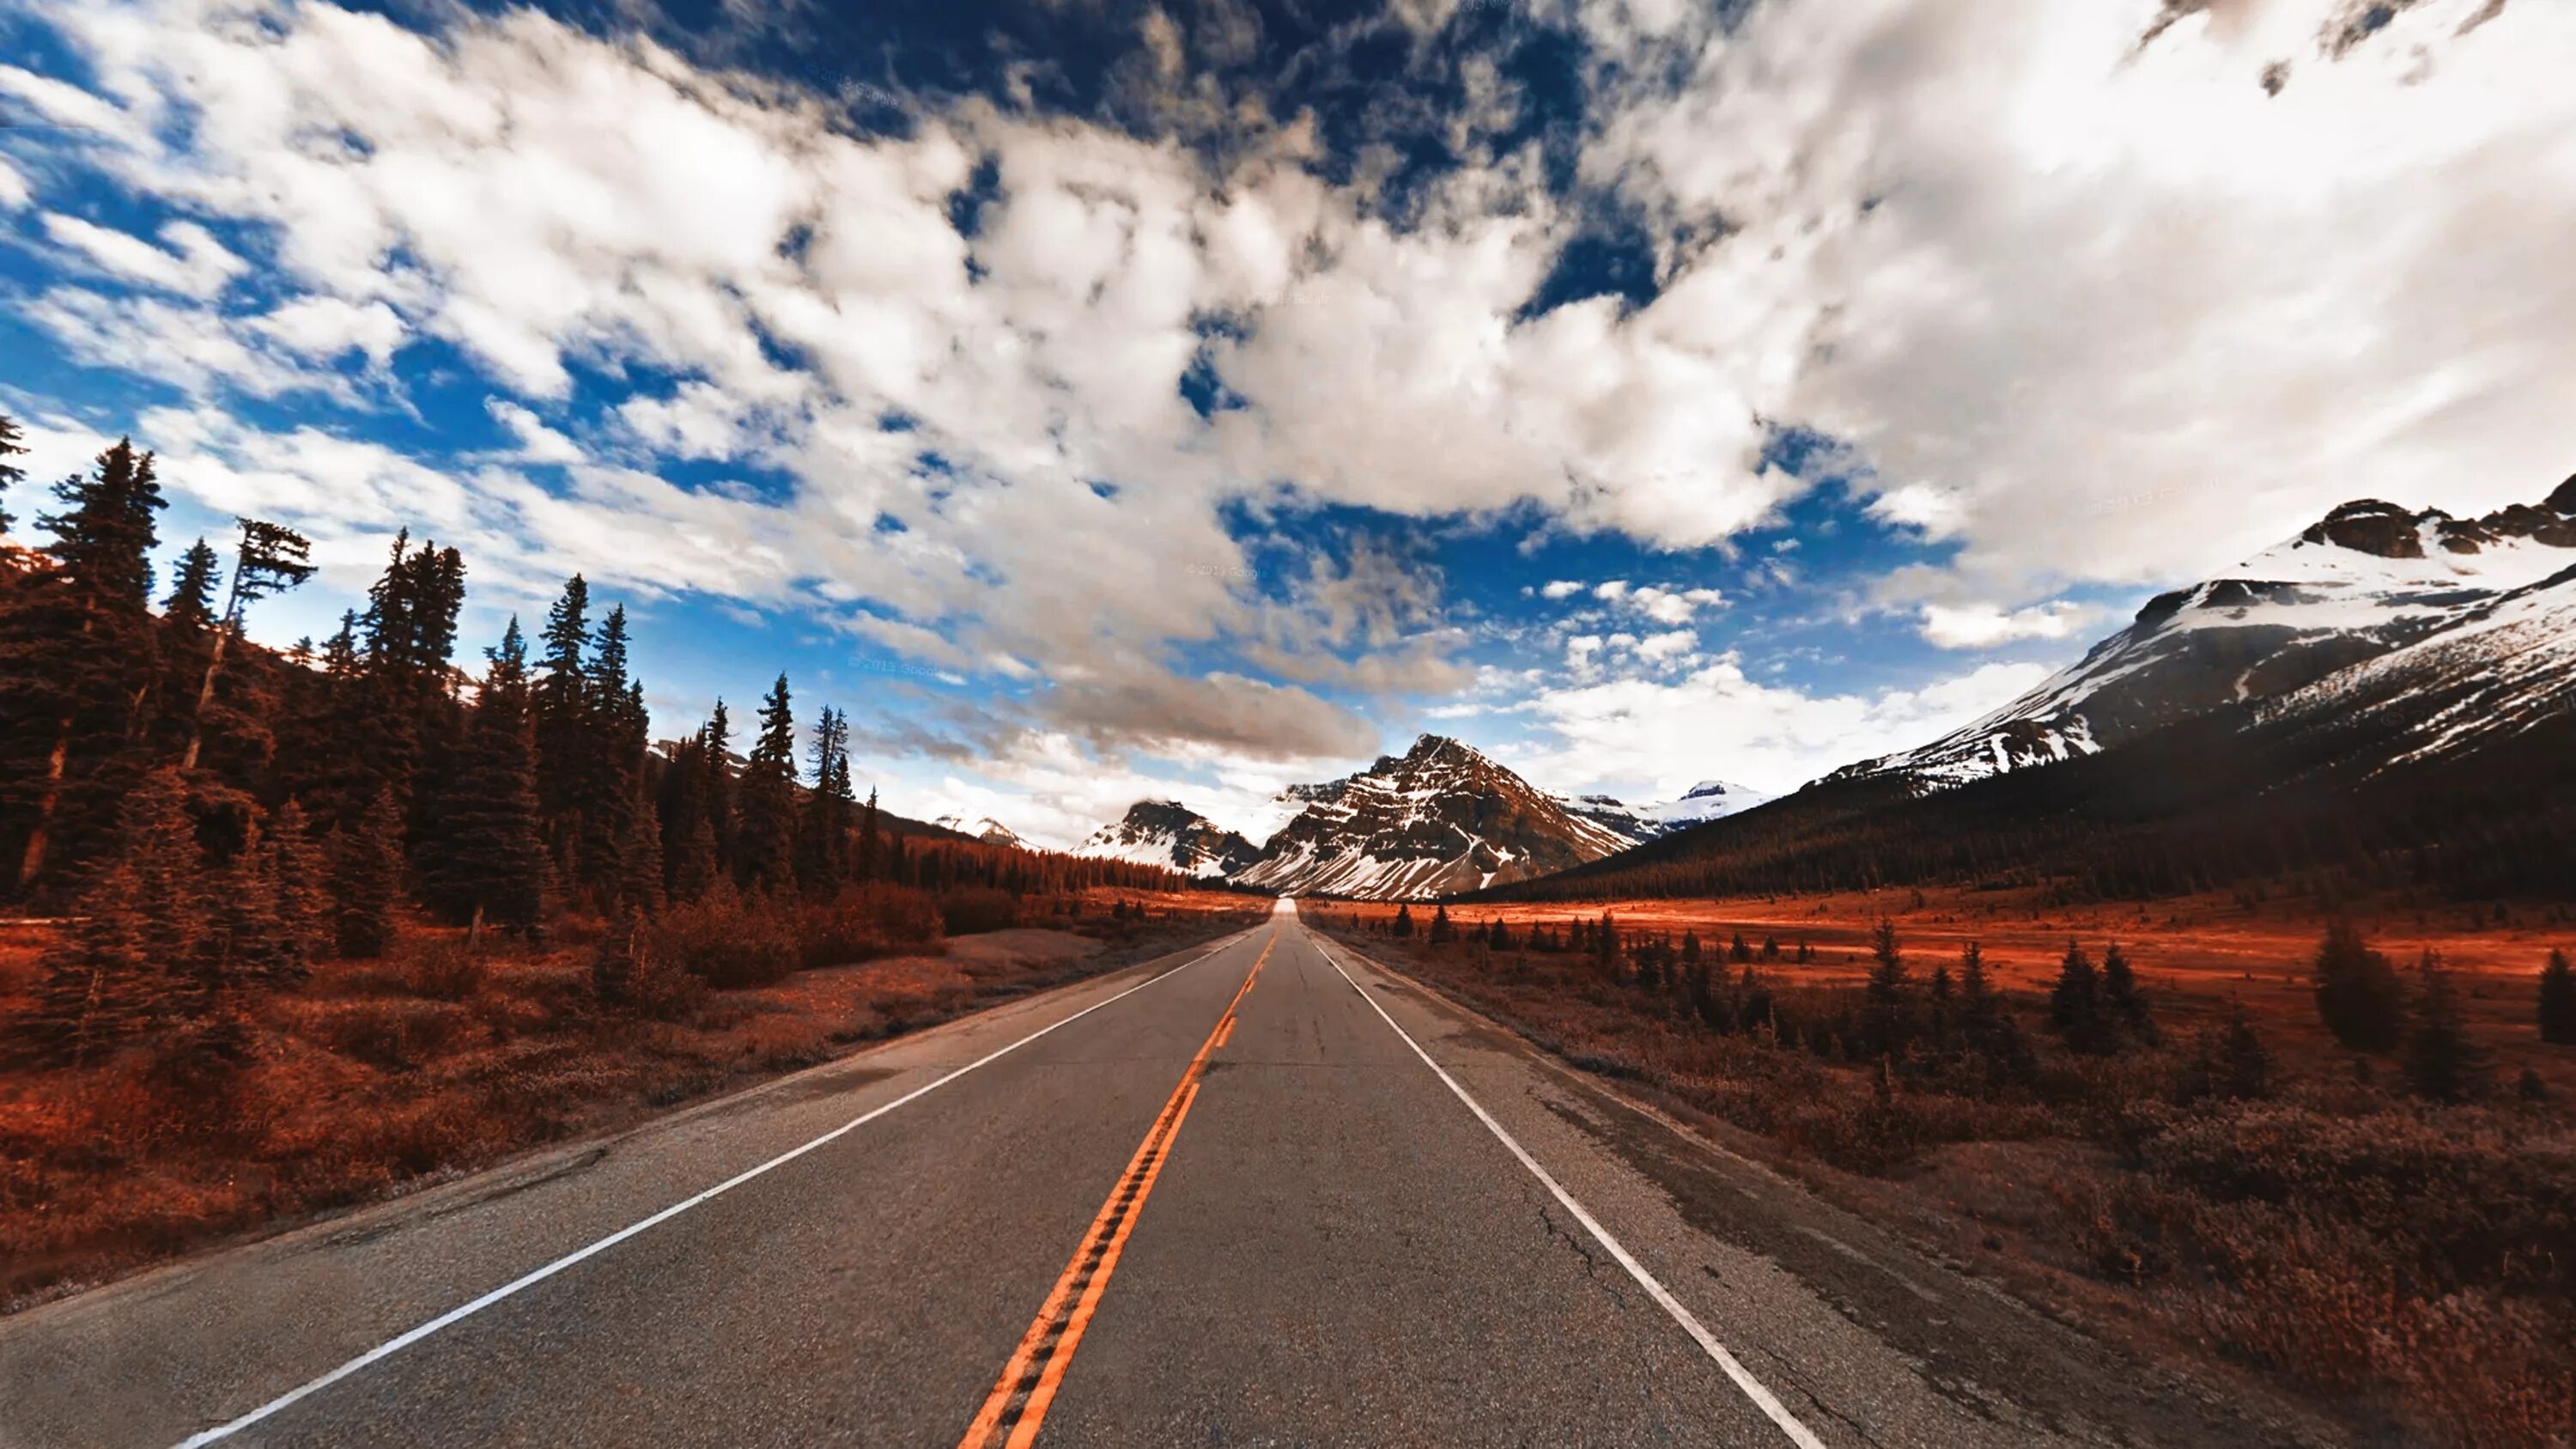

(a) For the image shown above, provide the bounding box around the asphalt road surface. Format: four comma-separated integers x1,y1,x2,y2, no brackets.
1,902,2312,1447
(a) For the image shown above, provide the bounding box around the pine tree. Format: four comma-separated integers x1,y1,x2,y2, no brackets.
732,675,798,892
578,604,641,904
8,858,150,1068
2101,944,2156,1047
355,531,468,820
276,611,374,831
2404,953,2489,1104
616,777,665,916
2050,941,2111,1054
1957,941,2001,1044
6,440,166,897
2185,1002,2270,1102
196,816,302,989
1428,903,1455,945
331,783,404,959
855,785,881,882
2312,920,2403,1052
1392,904,1414,938
11,770,201,1066
265,800,334,966
1862,918,1910,1055
534,574,592,880
163,539,221,630
2539,948,2576,1046
0,407,24,533
798,705,852,891
700,699,734,874
176,517,314,771
424,619,548,942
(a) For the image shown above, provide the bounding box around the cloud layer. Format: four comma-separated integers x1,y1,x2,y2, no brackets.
4,0,2570,840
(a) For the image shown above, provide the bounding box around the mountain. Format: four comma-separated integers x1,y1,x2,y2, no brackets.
933,814,1023,847
1231,734,1635,898
1478,478,2576,908
1076,801,1259,879
1831,484,2576,788
1564,779,1777,843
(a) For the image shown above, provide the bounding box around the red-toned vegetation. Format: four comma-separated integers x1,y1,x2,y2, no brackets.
1309,892,2576,1446
0,889,1260,1309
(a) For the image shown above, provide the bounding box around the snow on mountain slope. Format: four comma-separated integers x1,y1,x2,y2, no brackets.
1565,780,1778,843
2260,560,2576,769
1075,801,1259,879
933,814,1023,847
1232,734,1634,898
1832,481,2576,788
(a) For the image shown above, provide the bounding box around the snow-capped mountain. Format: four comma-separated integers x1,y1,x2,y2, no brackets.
1075,801,1260,880
933,814,1024,847
1565,780,1777,843
1232,734,1635,898
2260,553,2576,770
1832,481,2576,788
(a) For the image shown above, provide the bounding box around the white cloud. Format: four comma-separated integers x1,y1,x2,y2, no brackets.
0,155,30,210
484,399,586,466
1917,599,2099,650
1508,656,2054,798
1632,627,1698,662
1587,0,2576,594
619,381,756,460
250,295,406,369
1864,482,1967,539
39,215,246,298
11,0,2575,798
23,289,322,399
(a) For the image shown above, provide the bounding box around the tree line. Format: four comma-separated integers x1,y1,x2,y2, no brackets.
0,417,1187,1068
1328,901,2576,1101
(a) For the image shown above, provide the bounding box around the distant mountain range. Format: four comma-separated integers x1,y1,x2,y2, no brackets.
1832,484,2576,788
1067,480,2576,904
1072,738,1768,898
1077,801,1259,880
1484,478,2576,906
932,814,1024,847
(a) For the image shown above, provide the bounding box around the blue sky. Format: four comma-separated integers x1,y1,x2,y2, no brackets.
3,0,2569,845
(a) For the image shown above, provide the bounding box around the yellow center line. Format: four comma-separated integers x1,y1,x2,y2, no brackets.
957,929,1275,1449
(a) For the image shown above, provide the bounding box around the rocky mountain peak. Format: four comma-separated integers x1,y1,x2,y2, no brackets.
2299,499,2428,558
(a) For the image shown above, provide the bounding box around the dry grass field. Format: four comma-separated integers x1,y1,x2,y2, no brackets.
1332,886,2576,1087
1305,887,2576,1447
0,887,1262,1312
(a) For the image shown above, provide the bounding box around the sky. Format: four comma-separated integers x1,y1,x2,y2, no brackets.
2,0,2571,849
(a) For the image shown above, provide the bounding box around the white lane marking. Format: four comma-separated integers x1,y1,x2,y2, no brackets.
1309,933,1830,1449
173,930,1258,1449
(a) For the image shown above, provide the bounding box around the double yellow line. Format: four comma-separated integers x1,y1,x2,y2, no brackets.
957,931,1275,1449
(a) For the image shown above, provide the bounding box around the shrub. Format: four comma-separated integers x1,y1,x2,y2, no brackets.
2312,921,2403,1051
653,886,799,989
939,886,1018,937
401,941,486,1002
315,999,474,1070
2541,948,2576,1045
2404,954,2490,1105
801,883,944,966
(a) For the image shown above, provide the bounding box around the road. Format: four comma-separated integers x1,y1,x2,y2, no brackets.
1,903,2308,1447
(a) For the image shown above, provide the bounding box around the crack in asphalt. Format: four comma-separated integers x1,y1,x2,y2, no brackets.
1753,1344,1892,1449
1536,1202,1602,1277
